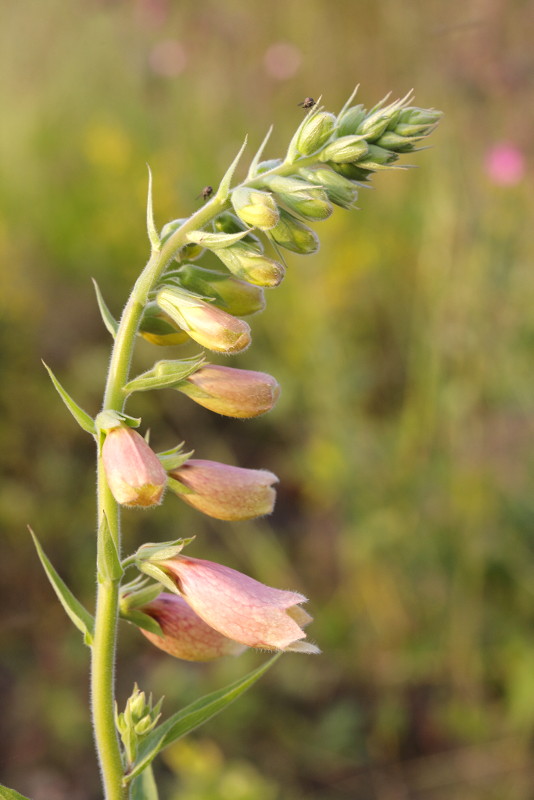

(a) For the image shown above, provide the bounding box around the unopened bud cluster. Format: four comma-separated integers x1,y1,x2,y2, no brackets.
98,88,441,663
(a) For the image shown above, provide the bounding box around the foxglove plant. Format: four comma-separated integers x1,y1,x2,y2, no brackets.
9,88,441,800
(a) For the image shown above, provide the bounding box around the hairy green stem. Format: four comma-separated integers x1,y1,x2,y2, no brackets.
89,149,319,800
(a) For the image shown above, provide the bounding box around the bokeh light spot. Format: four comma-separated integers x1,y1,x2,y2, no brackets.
263,42,302,80
149,39,188,77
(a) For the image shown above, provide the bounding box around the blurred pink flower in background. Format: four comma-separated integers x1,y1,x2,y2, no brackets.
149,39,187,77
484,143,525,186
263,42,302,79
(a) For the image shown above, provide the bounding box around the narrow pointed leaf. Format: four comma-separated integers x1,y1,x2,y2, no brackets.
42,363,96,434
0,785,32,800
247,125,273,179
130,766,159,800
186,229,251,249
120,609,163,638
338,83,360,116
92,278,118,338
146,165,160,252
97,513,123,583
126,655,281,783
123,355,204,395
29,527,94,644
216,136,248,201
137,562,182,595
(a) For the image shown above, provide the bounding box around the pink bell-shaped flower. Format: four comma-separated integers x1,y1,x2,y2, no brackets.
140,592,246,661
178,364,280,418
158,555,320,654
168,459,278,521
102,426,167,508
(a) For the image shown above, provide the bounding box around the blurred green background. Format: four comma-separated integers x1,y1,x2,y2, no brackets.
1,1,533,798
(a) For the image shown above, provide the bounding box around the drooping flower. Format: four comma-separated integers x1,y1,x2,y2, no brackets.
177,364,280,418
156,286,251,354
102,426,167,508
156,555,320,654
167,459,278,520
139,592,246,661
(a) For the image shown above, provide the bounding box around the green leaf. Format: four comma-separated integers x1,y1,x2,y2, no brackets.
146,165,161,252
92,278,118,338
186,229,251,249
120,608,163,638
338,83,360,116
130,765,159,800
137,562,182,595
123,355,204,395
247,125,273,179
126,654,281,783
97,513,123,583
42,362,96,435
28,527,94,645
215,136,248,201
0,784,32,800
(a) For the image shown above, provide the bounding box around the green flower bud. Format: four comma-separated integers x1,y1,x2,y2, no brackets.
295,111,336,155
395,107,443,135
356,107,401,141
214,212,264,252
319,135,369,164
177,264,266,316
156,286,251,354
231,187,279,230
177,364,280,418
330,162,373,183
270,208,319,255
299,166,359,209
336,104,366,137
375,131,417,153
160,218,204,261
356,144,399,169
262,175,332,221
138,301,190,346
215,241,285,287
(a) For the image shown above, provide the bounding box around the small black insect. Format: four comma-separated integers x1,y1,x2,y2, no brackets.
197,185,213,201
298,97,316,110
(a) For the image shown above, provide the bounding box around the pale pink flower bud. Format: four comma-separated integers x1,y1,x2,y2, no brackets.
168,459,278,521
157,287,251,354
140,593,246,661
159,556,320,653
178,365,280,418
102,426,167,508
